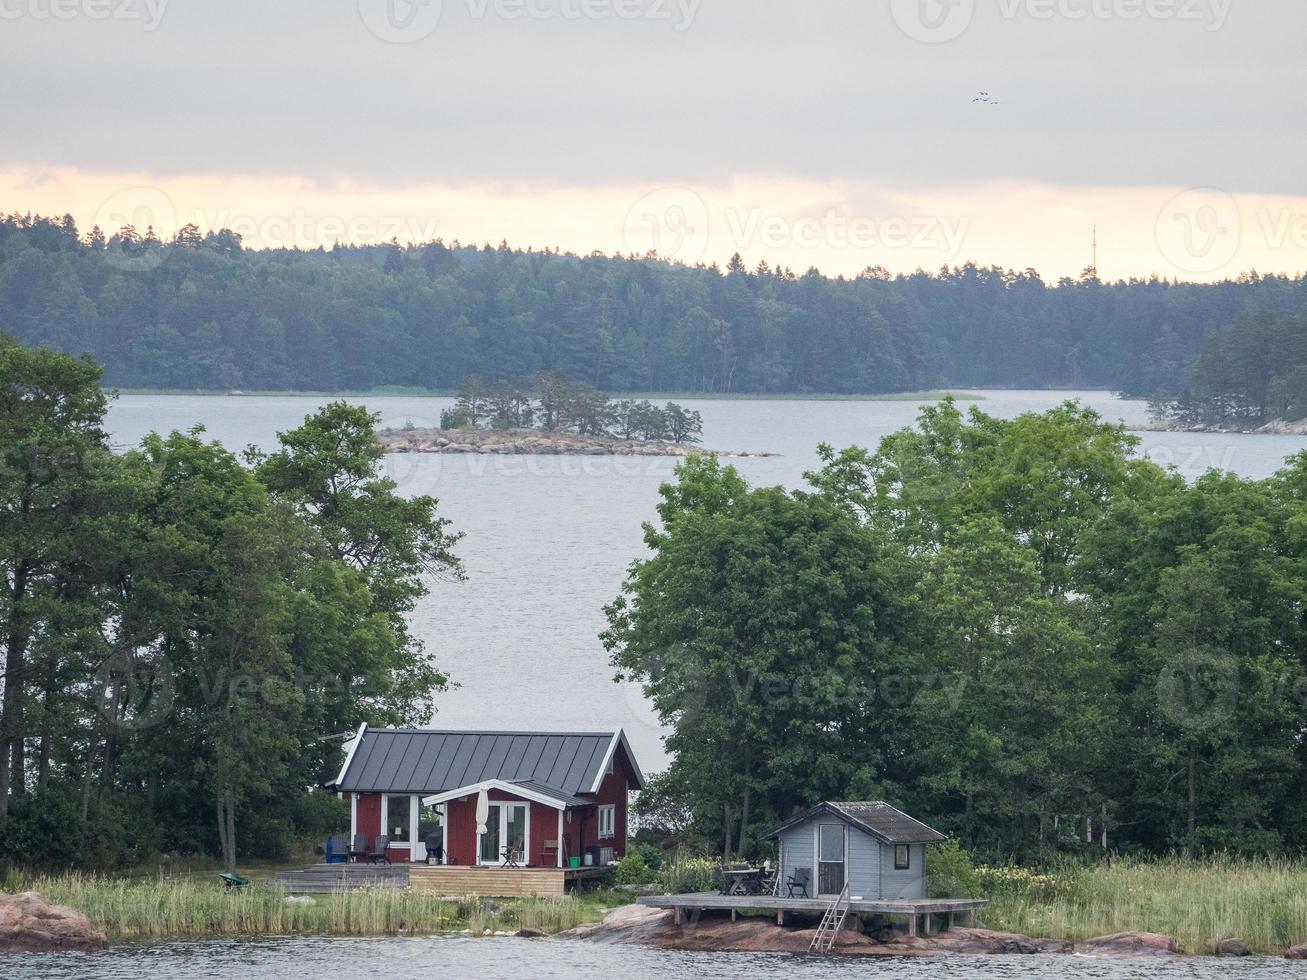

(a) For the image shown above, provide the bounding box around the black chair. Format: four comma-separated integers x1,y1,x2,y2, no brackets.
324,834,349,865
423,831,444,866
347,832,369,863
368,835,392,864
786,866,811,898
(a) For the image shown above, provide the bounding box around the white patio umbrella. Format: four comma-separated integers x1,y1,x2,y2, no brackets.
475,788,490,837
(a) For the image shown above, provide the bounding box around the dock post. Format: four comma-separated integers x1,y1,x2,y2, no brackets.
675,906,685,928
731,909,737,922
947,910,954,932
907,914,918,938
777,909,785,926
923,913,933,937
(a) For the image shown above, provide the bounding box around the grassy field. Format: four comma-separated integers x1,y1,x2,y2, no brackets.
2,871,627,940
980,856,1307,956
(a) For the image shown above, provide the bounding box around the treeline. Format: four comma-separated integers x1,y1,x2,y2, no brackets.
4,212,1307,395
608,401,1307,862
443,373,703,443
1150,307,1307,426
0,335,461,870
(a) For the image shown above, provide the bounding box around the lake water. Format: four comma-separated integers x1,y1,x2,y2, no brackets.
9,936,1307,979
103,390,1307,771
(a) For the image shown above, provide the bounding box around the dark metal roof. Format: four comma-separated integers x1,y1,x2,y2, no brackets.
507,780,595,809
335,729,627,795
764,801,948,845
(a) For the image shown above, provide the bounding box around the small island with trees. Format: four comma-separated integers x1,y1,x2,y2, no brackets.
379,372,776,457
1143,309,1307,433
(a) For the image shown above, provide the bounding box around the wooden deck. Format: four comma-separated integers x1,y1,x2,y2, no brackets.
637,893,987,937
270,863,410,894
271,862,610,897
410,865,609,898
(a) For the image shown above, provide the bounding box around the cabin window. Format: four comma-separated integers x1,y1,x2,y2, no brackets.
894,844,910,870
598,804,616,839
386,795,412,843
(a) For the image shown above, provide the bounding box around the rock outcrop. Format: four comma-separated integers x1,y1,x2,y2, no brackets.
1077,932,1181,958
565,906,1183,960
1285,943,1307,960
377,427,777,458
1215,937,1252,957
0,891,107,954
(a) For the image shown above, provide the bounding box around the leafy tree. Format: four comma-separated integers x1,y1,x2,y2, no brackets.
604,455,917,858
0,338,110,818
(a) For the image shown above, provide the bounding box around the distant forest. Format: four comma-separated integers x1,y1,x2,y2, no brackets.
3,212,1306,395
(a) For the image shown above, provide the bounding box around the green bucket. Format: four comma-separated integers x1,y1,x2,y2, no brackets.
569,856,581,869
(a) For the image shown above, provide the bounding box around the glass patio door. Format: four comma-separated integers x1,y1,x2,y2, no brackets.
478,806,502,864
478,803,528,865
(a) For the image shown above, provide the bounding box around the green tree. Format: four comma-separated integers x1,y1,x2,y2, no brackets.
604,455,916,858
0,338,110,818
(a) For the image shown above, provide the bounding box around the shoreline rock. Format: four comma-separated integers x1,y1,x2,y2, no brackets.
377,427,778,458
563,905,1185,960
1132,418,1307,436
0,891,107,954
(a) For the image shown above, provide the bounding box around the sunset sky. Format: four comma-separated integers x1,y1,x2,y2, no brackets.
3,0,1305,280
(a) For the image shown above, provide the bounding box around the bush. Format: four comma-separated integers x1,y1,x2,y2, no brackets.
632,842,664,871
927,838,983,898
614,854,655,885
657,853,717,894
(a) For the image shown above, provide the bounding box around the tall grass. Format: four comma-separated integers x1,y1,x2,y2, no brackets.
1,872,610,940
981,855,1307,955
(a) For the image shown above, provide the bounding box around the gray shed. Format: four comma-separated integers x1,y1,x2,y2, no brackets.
765,801,947,900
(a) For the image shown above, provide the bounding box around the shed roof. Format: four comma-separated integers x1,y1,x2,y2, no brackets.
765,801,947,845
331,726,643,795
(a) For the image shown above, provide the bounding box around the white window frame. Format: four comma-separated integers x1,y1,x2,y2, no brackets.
598,804,616,839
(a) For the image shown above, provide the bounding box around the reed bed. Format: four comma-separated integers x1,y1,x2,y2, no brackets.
2,872,610,940
981,855,1307,956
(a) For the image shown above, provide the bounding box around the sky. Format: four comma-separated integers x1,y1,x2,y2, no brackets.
2,0,1305,280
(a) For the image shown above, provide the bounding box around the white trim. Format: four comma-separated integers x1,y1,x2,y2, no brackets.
423,779,573,811
384,793,415,857
588,729,645,794
350,793,358,842
557,809,564,868
598,804,616,839
813,822,848,897
334,723,368,787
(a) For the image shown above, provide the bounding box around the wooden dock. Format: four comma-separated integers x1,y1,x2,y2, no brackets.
637,893,987,937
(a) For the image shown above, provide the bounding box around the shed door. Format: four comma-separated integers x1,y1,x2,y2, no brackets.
817,823,846,896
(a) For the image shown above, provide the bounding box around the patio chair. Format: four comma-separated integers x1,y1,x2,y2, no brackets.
502,843,524,868
347,832,369,863
324,834,349,865
220,872,250,891
367,835,392,864
786,866,811,898
423,831,444,866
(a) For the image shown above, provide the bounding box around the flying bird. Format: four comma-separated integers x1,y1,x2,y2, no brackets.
973,91,1002,105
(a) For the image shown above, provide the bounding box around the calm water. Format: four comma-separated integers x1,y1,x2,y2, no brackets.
9,936,1307,979
103,391,1307,771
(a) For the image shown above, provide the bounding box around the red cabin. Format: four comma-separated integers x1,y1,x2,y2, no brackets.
328,726,644,868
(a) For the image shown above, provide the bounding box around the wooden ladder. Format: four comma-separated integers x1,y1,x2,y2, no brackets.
809,882,851,954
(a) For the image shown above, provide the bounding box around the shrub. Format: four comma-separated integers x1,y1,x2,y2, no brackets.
632,842,664,871
615,854,655,885
657,853,717,894
927,838,982,899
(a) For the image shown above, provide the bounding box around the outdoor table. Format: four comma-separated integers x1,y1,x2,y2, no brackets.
722,869,764,896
